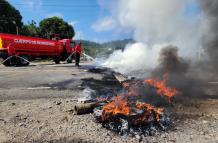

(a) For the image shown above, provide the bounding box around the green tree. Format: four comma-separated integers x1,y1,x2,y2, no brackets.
0,0,23,34
20,20,40,37
39,17,74,39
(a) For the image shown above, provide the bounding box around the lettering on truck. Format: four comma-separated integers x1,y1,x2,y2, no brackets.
14,39,55,46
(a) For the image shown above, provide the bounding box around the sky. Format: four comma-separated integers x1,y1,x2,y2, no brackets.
7,0,200,43
7,0,130,43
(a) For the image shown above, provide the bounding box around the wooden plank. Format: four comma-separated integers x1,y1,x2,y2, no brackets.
113,72,128,84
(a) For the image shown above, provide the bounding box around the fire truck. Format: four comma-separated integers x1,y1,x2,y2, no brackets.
0,33,75,66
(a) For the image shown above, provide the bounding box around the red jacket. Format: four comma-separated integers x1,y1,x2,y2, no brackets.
74,44,82,54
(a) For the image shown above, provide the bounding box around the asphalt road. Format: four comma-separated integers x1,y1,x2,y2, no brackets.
0,63,103,100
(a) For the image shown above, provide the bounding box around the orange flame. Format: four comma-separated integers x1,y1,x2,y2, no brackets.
102,96,131,121
136,102,163,123
144,73,180,100
101,73,180,123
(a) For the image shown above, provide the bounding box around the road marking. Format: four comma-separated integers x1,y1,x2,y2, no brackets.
27,87,52,90
208,82,218,84
0,70,73,72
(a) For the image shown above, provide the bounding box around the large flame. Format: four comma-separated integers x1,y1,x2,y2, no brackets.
101,73,180,124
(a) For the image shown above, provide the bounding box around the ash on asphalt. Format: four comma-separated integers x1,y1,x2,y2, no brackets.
39,78,84,90
34,65,122,93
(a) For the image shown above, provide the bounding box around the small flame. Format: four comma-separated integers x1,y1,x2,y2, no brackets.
136,102,163,123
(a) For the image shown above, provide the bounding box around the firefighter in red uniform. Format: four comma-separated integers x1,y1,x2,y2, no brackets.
74,42,82,67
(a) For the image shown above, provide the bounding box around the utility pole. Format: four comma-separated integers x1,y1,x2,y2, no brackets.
16,26,18,35
12,21,18,35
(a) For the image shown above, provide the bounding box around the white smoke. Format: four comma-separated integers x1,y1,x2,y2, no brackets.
103,43,169,74
118,0,201,44
101,0,202,75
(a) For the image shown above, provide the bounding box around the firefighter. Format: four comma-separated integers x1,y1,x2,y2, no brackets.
74,42,82,67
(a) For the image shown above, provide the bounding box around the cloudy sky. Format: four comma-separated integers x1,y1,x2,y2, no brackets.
7,0,200,43
7,0,130,42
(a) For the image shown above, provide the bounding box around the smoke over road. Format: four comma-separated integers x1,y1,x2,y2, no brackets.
102,43,163,75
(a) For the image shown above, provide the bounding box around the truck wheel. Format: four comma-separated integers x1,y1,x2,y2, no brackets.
54,58,60,64
0,53,11,66
0,57,4,64
4,56,17,66
3,61,11,66
17,55,30,66
1,58,11,66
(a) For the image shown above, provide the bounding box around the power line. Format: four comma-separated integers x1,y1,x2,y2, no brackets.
0,3,98,7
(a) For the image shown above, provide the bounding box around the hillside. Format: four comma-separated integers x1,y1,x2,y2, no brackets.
75,39,134,58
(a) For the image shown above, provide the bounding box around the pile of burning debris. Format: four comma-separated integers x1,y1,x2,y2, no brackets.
74,72,180,136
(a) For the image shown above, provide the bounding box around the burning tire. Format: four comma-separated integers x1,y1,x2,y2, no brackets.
92,73,178,136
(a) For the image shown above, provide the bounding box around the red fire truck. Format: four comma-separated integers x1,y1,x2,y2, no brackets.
0,33,75,66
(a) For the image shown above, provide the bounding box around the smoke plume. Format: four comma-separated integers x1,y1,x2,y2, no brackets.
152,46,204,97
99,0,218,97
199,0,218,72
155,45,189,75
102,0,202,76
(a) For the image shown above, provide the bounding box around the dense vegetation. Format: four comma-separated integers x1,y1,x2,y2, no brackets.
39,17,74,39
0,0,74,39
0,0,23,34
19,17,75,39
